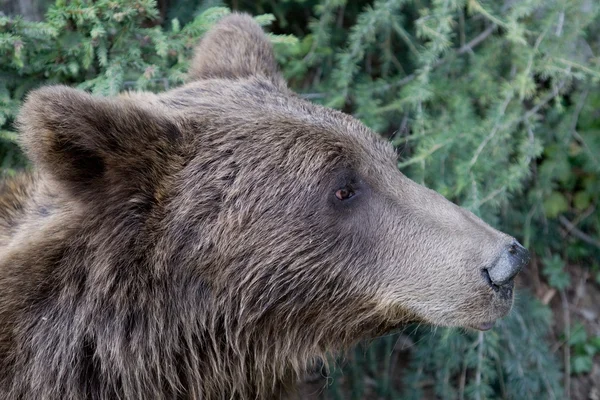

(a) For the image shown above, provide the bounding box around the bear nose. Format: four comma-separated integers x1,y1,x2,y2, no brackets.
485,241,529,287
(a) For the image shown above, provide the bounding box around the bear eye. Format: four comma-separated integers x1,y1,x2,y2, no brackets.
335,187,355,201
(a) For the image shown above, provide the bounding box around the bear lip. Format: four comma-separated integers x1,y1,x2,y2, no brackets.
474,321,496,331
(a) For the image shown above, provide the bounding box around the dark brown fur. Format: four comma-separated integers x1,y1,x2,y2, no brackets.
0,14,520,399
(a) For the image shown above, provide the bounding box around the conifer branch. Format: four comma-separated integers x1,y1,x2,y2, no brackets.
573,131,600,168
556,58,600,79
3,2,596,398
468,0,507,29
468,92,513,169
477,186,506,207
520,74,570,123
397,140,450,168
456,23,497,55
569,87,589,135
458,8,466,49
385,23,498,90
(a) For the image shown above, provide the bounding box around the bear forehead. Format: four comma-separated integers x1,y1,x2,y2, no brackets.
156,78,397,166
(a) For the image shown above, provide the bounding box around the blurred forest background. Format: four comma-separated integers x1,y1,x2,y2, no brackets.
1,0,599,398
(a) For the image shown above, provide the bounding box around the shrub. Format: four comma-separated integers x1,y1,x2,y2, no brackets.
3,0,600,397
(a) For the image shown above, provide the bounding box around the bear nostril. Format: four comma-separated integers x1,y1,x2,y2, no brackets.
509,241,529,266
482,268,499,292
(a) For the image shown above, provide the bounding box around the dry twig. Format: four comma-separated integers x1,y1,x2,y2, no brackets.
560,289,571,400
559,215,600,250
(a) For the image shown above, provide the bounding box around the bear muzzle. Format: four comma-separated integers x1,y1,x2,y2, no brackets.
482,240,529,289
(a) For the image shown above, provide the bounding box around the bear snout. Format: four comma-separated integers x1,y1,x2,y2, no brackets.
482,240,529,290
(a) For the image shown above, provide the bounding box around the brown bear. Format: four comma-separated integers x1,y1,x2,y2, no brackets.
0,13,529,400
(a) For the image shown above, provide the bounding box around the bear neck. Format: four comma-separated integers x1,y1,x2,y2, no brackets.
2,200,396,400
1,176,409,400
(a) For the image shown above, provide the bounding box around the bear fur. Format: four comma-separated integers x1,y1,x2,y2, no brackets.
0,13,519,400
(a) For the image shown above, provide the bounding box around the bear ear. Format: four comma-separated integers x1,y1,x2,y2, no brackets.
17,85,180,198
188,13,286,90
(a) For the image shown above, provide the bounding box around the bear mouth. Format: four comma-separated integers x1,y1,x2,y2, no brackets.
472,321,496,331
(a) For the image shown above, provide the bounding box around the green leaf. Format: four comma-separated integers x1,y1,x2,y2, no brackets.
542,254,570,290
543,192,569,219
568,323,587,346
571,354,593,375
590,336,600,350
573,191,591,211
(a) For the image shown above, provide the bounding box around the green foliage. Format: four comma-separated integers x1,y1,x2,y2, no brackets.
0,0,294,174
542,253,570,290
2,0,600,397
567,322,600,375
401,293,563,400
320,293,562,399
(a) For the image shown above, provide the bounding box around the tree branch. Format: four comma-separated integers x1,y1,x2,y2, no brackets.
558,215,600,250
384,23,498,90
560,289,571,400
468,92,513,169
456,23,498,56
520,75,569,123
474,331,485,400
